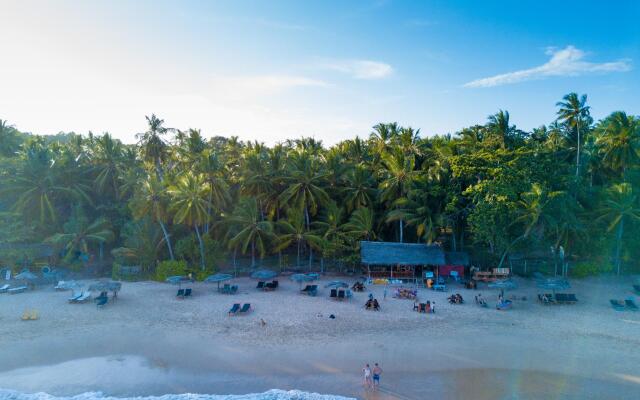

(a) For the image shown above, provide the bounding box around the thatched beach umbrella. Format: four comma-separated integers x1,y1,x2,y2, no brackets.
88,281,122,293
205,273,233,289
290,273,318,288
250,269,278,280
324,281,349,289
165,275,193,288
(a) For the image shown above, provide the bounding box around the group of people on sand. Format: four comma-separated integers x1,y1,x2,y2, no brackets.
362,363,383,390
448,293,464,304
352,281,366,292
365,296,380,311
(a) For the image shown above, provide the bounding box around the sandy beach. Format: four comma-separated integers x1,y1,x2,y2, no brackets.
1,276,639,399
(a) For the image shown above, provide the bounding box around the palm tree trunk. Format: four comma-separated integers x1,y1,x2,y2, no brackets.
575,120,580,177
308,245,313,271
159,221,175,260
616,217,624,275
297,240,301,267
155,158,164,181
205,188,213,233
251,237,256,267
399,219,404,243
304,206,310,230
195,225,206,271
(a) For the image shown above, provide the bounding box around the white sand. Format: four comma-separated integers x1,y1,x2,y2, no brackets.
1,276,639,399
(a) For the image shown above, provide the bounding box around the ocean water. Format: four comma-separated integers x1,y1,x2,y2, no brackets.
0,390,356,400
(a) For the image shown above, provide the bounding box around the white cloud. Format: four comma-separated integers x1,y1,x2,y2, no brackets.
321,60,394,80
464,46,631,88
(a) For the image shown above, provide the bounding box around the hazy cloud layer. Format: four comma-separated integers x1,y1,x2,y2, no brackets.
465,46,631,88
321,59,394,79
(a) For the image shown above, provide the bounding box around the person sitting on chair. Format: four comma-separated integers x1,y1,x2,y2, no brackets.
373,299,380,311
365,299,373,309
425,300,431,313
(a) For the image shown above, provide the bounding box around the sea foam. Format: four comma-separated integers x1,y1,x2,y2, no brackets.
0,389,355,400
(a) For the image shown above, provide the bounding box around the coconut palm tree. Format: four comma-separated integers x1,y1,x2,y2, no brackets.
136,114,171,181
169,172,211,270
130,175,175,260
595,111,640,181
275,209,324,269
278,152,330,229
227,197,275,267
386,184,441,244
342,165,377,212
92,133,125,198
342,207,376,241
597,183,640,274
556,93,591,177
46,209,114,264
378,150,419,242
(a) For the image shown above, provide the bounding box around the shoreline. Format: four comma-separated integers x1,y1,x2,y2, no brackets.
1,277,639,399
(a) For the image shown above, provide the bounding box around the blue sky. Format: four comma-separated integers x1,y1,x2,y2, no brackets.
1,0,638,144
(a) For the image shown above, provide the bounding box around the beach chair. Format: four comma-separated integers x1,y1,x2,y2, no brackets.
184,288,192,298
267,280,279,290
555,293,577,304
21,310,39,321
229,285,238,294
301,285,311,293
239,303,251,314
221,283,231,293
610,299,626,311
337,289,346,300
228,303,240,316
176,289,185,298
68,291,83,303
8,286,28,294
433,283,447,292
0,284,9,293
95,296,108,308
75,292,92,303
496,300,512,310
624,299,638,311
256,281,265,289
308,285,318,296
330,289,337,298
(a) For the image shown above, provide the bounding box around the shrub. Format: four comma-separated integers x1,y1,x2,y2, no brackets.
155,260,188,282
571,261,612,278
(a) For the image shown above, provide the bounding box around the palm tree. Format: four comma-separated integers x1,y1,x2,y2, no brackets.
556,93,591,177
595,111,640,181
0,119,22,157
378,150,419,242
111,217,165,272
169,172,211,270
342,207,376,241
198,150,231,232
386,184,441,244
130,175,175,260
597,183,640,274
278,152,330,229
275,210,324,269
227,197,274,267
136,114,171,181
342,165,377,212
46,210,114,264
92,133,124,198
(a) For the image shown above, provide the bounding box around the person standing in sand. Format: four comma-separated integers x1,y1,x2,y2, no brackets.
372,363,382,389
363,363,372,389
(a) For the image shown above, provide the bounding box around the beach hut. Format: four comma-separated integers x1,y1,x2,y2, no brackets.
442,251,470,279
360,241,446,284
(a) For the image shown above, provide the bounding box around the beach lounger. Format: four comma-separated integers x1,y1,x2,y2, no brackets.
239,303,251,314
624,299,638,311
433,283,447,292
228,303,240,315
555,293,578,304
0,284,9,293
75,292,92,303
610,300,626,311
95,296,108,308
221,283,231,292
264,280,278,290
256,281,265,289
229,285,238,294
184,288,192,298
8,286,28,294
496,300,512,310
176,289,185,298
68,291,83,302
330,289,337,298
301,285,311,293
337,289,346,300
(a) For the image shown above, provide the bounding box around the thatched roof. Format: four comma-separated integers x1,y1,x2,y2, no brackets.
360,241,445,266
445,251,470,266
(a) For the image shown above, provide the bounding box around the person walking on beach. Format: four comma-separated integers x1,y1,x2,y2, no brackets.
363,363,372,389
372,363,383,389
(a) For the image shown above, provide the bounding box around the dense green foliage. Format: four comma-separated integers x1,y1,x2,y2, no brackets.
1,93,640,276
